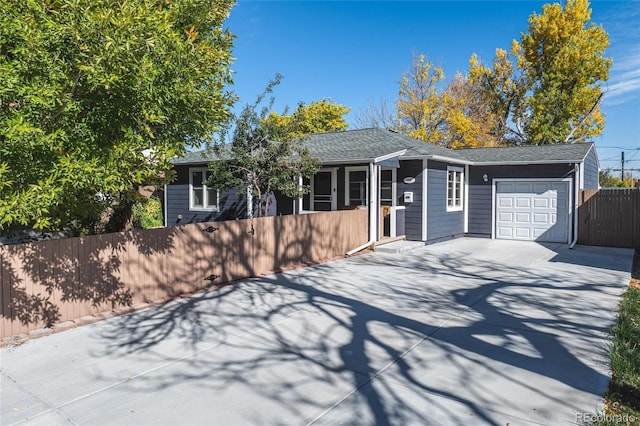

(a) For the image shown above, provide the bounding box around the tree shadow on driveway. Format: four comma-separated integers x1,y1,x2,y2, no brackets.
94,243,627,425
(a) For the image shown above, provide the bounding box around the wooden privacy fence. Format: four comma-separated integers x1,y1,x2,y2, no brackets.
0,210,368,339
578,189,640,248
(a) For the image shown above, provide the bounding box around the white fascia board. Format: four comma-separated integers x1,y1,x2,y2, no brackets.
399,154,472,165
321,158,376,165
471,159,584,166
374,150,407,163
429,155,473,165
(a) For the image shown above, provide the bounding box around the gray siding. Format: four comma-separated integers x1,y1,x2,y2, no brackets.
166,185,247,226
583,147,599,189
426,161,464,241
166,164,280,226
397,160,424,241
467,164,575,236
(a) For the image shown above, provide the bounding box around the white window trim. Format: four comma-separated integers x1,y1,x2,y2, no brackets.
189,167,220,212
344,166,369,208
446,166,464,212
309,168,338,212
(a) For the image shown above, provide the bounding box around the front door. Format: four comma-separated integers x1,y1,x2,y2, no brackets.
380,168,395,237
312,169,337,211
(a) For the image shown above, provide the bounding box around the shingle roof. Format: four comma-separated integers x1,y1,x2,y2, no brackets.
170,128,595,166
170,147,229,165
456,142,594,164
303,128,457,163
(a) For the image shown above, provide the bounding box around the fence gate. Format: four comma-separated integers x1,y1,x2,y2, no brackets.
578,189,640,248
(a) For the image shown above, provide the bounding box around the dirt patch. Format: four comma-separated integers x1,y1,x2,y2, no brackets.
630,249,640,290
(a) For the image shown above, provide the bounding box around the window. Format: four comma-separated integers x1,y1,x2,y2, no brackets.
189,167,218,211
447,167,463,211
345,167,368,207
380,169,393,206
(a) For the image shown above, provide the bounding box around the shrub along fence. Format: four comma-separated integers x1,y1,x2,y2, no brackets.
578,188,640,248
0,210,368,340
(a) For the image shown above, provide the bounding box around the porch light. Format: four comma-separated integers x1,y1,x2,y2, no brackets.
483,174,489,182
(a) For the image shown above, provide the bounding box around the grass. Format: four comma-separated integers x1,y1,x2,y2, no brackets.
595,249,640,425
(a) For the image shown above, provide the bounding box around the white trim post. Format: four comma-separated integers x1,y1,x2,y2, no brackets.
422,159,428,242
369,162,378,242
464,164,469,233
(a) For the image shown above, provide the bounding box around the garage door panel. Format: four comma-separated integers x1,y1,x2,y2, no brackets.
533,213,549,224
497,227,514,238
496,181,569,243
533,183,550,193
499,212,513,222
533,198,549,208
499,198,513,208
515,227,532,238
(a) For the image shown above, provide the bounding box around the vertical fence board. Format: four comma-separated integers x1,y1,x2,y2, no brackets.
1,210,368,340
0,246,10,338
579,188,640,248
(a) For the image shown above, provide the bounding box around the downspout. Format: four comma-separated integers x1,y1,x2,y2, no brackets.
346,161,376,256
569,163,580,249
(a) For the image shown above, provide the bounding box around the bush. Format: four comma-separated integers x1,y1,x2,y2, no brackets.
131,197,163,229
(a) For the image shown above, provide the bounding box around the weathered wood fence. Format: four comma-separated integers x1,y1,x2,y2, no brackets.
578,189,640,248
0,210,368,340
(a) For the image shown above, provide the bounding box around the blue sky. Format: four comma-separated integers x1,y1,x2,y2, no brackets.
224,1,640,175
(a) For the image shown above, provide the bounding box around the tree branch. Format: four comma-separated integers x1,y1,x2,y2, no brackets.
563,92,604,143
45,69,83,124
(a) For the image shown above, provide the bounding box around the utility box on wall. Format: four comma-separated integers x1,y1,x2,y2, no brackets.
403,191,414,203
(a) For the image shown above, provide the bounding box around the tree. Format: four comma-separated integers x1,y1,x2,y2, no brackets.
261,98,350,141
470,0,611,145
207,75,320,217
357,56,502,149
441,73,505,149
396,53,446,144
599,169,623,188
353,97,398,131
0,0,235,233
468,42,529,144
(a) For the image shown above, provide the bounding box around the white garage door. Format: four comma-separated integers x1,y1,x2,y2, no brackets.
495,181,570,243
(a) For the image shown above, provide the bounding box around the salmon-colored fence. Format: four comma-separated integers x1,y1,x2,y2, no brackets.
578,189,640,248
0,210,368,339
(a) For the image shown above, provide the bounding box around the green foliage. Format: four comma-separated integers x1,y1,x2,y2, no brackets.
599,170,637,188
262,99,350,141
610,287,640,388
207,75,320,217
0,0,235,233
599,282,640,425
469,0,611,145
131,196,163,229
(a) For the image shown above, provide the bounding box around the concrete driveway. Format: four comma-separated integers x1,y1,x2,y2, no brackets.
1,239,634,426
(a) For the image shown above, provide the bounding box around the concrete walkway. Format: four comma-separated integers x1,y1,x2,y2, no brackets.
1,239,634,426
